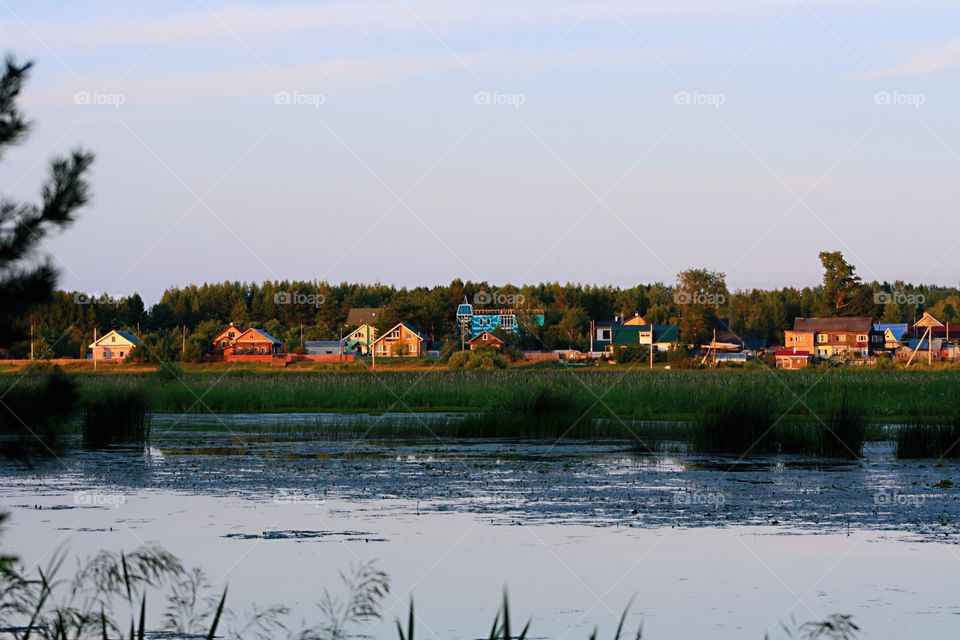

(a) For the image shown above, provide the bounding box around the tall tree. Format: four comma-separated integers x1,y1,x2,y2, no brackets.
0,56,94,345
675,268,728,346
818,251,863,316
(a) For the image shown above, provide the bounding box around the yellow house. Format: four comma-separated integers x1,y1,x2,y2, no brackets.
344,324,378,355
89,329,141,362
371,323,425,358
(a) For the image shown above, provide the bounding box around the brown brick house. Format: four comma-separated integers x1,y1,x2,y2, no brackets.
786,317,878,359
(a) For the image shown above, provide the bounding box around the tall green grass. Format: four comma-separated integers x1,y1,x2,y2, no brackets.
64,369,960,423
691,388,778,454
896,414,960,458
81,390,151,447
0,368,77,458
815,394,867,459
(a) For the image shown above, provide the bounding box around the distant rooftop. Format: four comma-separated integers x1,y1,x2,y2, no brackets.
346,307,383,326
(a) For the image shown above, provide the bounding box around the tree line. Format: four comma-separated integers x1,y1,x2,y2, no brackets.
13,252,960,361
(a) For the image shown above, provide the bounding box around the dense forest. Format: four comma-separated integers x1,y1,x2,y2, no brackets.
11,252,960,361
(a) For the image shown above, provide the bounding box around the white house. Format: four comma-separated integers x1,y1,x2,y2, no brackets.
89,329,141,361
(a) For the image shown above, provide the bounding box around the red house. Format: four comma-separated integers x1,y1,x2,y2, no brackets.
467,331,505,351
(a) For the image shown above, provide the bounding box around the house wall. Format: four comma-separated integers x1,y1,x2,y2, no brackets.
776,355,810,369
232,340,279,354
813,331,872,357
92,345,133,361
784,331,814,352
306,344,343,356
374,326,422,357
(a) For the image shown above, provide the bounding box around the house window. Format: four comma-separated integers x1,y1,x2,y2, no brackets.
482,334,488,341
838,335,846,342
111,336,116,342
119,351,124,357
857,335,867,342
817,334,827,343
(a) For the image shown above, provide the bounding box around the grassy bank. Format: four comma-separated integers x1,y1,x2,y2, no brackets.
25,368,959,423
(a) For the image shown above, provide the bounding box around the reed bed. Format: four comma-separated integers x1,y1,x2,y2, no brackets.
895,414,960,458
81,390,151,447
67,369,960,423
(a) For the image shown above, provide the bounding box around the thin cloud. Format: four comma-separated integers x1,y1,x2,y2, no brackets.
0,0,855,51
869,39,960,78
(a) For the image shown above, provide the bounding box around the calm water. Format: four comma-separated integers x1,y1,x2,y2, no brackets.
3,416,960,638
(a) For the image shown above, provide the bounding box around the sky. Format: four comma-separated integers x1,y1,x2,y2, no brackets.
1,0,959,303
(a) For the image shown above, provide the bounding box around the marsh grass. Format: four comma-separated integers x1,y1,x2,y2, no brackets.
81,390,151,447
0,368,77,459
815,394,867,459
896,414,960,458
692,388,778,455
64,369,960,423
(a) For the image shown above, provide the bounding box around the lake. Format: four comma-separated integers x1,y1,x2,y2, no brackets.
2,414,959,638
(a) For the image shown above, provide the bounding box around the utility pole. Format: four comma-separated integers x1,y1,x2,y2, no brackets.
649,333,654,370
93,328,98,371
182,325,186,353
29,317,34,360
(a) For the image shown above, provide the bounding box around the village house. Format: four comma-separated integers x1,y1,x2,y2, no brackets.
591,316,678,355
467,330,505,351
371,322,426,357
775,348,812,369
89,329,141,362
343,323,378,355
456,300,545,338
212,323,244,355
785,317,878,359
873,323,909,351
231,328,282,354
304,341,344,356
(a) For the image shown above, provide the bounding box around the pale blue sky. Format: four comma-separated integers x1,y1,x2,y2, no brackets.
1,0,958,302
